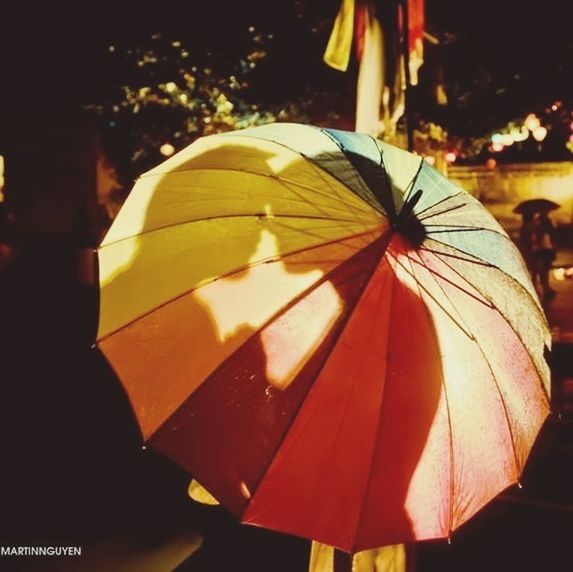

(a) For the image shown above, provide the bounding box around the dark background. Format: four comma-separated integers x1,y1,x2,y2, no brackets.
1,0,572,131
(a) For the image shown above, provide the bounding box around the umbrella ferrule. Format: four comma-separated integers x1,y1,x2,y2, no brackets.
395,189,423,225
393,189,426,246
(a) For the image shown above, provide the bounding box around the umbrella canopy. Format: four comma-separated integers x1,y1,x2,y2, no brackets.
97,124,550,553
513,198,561,215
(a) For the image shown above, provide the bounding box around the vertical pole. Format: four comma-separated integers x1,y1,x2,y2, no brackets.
333,548,353,572
401,0,414,151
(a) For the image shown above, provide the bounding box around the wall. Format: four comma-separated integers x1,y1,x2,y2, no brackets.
448,162,573,238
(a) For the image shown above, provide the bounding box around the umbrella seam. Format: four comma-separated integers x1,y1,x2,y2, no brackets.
371,134,397,221
240,237,392,545
318,128,388,215
425,236,541,308
400,152,425,207
100,213,381,249
137,166,377,217
200,129,386,216
420,246,493,267
471,330,524,480
418,203,468,222
406,249,524,508
97,228,382,342
421,190,511,239
420,245,551,405
398,253,493,315
376,138,398,222
415,192,464,219
425,223,500,230
399,247,456,539
146,236,389,446
425,227,511,240
424,237,549,331
393,255,478,338
350,253,397,553
443,365,456,539
424,238,544,319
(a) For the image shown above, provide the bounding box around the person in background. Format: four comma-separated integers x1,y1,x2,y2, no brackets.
518,211,537,279
531,211,557,302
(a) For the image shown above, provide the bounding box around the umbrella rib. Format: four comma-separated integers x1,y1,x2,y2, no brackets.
472,326,524,479
242,239,391,535
426,227,486,234
300,151,384,215
201,178,373,220
424,236,544,313
442,361,456,539
419,246,551,404
425,223,497,230
407,250,524,471
150,238,389,502
318,129,388,215
423,239,542,316
414,192,464,219
389,254,477,340
397,249,456,538
426,234,536,287
98,228,382,343
418,201,467,222
406,249,493,316
406,249,533,529
268,170,379,219
419,246,494,267
375,136,398,221
147,245,368,440
425,226,511,241
443,364,456,538
351,260,398,552
212,130,386,215
140,166,377,216
100,213,379,249
401,152,425,206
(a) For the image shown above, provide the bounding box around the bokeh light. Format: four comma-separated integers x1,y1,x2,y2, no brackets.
160,143,176,156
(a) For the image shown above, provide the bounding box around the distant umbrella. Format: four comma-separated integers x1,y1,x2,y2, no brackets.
514,198,560,215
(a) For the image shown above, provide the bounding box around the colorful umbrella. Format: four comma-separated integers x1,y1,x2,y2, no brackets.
97,124,550,552
513,198,561,215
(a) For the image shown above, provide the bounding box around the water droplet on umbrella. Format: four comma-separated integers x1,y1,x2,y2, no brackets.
240,481,252,499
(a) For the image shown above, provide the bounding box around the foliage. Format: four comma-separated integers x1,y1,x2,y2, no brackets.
89,32,283,187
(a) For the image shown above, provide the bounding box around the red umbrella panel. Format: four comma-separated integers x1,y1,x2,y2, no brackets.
97,124,551,552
